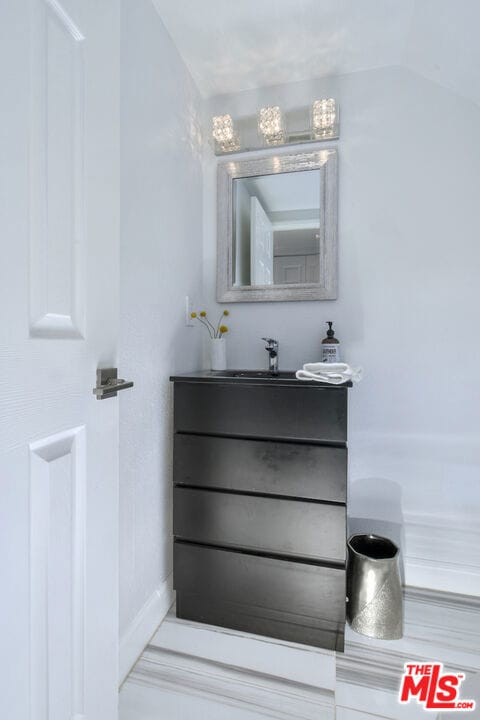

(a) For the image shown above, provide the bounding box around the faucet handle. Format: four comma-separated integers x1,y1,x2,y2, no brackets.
262,337,278,349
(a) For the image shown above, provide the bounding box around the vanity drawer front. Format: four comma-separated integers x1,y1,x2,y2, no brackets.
174,381,347,444
174,487,346,563
174,541,345,651
174,434,346,503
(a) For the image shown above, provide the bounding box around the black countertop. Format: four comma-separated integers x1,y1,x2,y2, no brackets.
169,370,352,388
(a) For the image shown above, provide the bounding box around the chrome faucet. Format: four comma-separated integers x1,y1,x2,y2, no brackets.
262,337,279,375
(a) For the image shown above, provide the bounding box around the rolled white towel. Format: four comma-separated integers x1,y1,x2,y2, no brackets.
295,362,362,385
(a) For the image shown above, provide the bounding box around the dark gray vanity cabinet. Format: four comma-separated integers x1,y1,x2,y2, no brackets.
170,372,349,652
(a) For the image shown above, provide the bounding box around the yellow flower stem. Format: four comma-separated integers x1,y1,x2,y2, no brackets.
196,317,213,338
205,317,218,337
215,313,225,337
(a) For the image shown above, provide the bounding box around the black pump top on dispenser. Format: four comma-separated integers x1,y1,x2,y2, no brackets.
323,321,339,343
326,321,335,339
321,321,340,362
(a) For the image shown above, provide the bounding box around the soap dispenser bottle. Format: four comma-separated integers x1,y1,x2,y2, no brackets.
321,321,340,363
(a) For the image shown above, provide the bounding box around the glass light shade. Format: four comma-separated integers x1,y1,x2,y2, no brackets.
212,114,240,152
258,106,286,146
312,99,337,138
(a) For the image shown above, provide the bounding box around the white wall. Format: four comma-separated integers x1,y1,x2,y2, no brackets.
235,181,252,286
119,0,204,678
203,66,480,594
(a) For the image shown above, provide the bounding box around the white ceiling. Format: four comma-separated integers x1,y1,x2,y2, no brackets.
244,170,320,213
152,0,480,105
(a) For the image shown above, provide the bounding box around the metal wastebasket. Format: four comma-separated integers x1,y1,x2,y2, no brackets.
347,533,403,640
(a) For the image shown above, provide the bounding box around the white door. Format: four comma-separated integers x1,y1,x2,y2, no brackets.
1,1,120,719
273,255,306,284
250,196,273,285
305,253,320,283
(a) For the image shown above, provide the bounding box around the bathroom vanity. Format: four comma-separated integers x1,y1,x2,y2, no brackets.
170,371,350,652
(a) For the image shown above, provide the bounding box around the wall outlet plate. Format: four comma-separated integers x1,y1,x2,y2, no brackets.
185,296,195,326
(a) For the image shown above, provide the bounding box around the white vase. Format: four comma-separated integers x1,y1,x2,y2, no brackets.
210,337,226,370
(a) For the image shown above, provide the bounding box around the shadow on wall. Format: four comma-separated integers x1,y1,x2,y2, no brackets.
348,477,405,584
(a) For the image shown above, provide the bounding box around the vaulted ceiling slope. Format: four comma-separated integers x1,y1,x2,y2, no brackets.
152,0,480,106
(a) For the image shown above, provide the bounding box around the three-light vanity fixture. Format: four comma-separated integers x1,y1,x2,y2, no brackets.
211,99,338,155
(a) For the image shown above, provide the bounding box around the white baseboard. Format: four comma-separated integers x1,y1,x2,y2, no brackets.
119,574,174,685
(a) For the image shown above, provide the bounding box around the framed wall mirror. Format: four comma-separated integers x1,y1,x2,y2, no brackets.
217,149,338,302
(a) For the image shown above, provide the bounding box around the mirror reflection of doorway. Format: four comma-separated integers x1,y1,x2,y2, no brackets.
250,196,273,285
273,228,320,284
234,169,321,287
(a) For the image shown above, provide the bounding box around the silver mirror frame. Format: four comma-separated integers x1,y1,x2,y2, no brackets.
216,148,338,303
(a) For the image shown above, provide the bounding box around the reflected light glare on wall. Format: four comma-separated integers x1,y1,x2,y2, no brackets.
272,156,282,171
258,106,286,145
212,114,240,152
312,99,337,138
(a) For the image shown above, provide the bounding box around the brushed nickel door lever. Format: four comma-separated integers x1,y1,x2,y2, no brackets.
93,368,134,400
